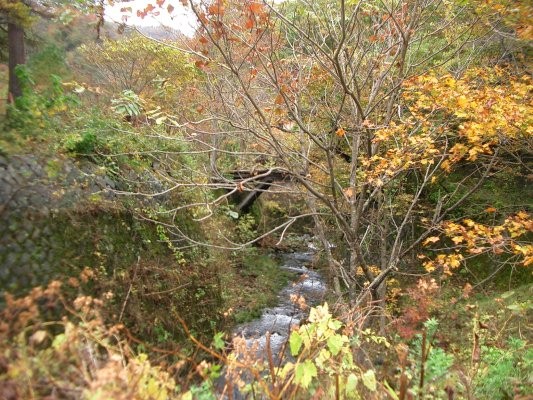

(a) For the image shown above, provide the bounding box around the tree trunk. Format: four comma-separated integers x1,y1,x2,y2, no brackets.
306,194,342,296
8,22,25,104
378,190,388,335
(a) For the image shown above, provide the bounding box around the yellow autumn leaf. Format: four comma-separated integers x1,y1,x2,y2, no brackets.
457,95,468,108
516,211,529,219
448,255,462,269
443,76,456,87
423,261,436,272
423,236,440,246
441,160,451,172
451,236,464,244
513,244,532,256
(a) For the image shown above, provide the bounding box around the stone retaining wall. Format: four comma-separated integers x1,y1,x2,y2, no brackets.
0,153,157,294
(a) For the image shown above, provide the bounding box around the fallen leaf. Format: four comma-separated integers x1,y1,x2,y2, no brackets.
462,283,473,298
423,236,440,246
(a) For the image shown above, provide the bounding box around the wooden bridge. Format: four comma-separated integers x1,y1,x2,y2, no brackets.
214,168,294,213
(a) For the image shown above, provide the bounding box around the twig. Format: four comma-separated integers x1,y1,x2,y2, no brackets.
119,255,141,322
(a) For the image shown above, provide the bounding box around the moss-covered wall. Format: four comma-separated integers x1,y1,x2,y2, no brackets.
0,152,227,347
1,209,148,292
0,154,159,292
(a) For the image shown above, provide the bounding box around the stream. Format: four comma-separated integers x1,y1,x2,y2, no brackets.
233,251,327,357
220,250,326,397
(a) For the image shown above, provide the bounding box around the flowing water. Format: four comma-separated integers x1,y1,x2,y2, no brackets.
233,251,327,359
219,251,326,398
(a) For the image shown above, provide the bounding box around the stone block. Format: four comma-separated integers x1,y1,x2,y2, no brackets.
31,227,41,240
15,230,29,243
4,252,19,269
19,252,31,266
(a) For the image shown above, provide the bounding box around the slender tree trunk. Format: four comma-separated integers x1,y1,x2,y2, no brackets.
8,22,25,104
210,121,220,174
306,194,342,296
378,190,388,335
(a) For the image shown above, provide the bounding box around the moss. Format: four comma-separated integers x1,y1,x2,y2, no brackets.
45,158,62,179
226,250,296,324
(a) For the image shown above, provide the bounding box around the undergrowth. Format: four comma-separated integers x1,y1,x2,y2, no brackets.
0,277,530,399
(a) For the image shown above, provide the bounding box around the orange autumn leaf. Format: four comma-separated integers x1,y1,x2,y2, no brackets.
249,2,264,14
208,3,225,15
344,187,355,198
244,18,254,29
451,236,464,244
462,283,473,298
335,127,346,137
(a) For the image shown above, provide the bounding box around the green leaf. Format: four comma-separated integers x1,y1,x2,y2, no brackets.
327,318,342,331
327,333,344,356
289,331,303,356
294,360,317,389
277,362,294,379
362,369,377,391
500,290,515,299
315,348,331,370
212,332,225,350
506,303,522,311
383,380,399,400
52,333,66,349
228,210,239,219
345,373,359,398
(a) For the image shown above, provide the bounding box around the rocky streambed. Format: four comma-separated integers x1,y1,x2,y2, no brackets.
233,251,326,358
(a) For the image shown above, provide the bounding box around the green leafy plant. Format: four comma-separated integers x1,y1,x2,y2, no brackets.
5,66,77,134
111,89,145,119
156,224,186,265
218,303,386,399
475,338,533,399
406,318,455,398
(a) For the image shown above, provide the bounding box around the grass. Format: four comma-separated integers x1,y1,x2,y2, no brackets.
429,280,532,362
